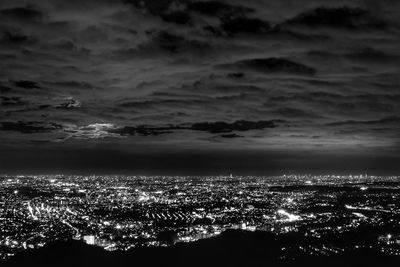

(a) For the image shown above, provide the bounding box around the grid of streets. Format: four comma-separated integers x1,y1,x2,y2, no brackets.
1,175,400,260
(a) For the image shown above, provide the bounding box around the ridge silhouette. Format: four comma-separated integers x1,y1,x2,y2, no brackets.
4,229,399,267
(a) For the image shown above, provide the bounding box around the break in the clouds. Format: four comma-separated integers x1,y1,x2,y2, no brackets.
0,0,400,174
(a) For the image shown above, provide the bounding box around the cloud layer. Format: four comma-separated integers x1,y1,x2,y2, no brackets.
0,0,399,173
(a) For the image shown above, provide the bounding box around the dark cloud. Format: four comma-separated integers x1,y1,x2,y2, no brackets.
123,0,190,25
123,0,254,26
152,31,211,53
118,98,206,109
281,7,388,30
123,0,175,14
345,47,400,63
111,125,174,136
0,121,62,133
221,58,316,75
0,6,43,22
112,31,212,59
219,16,271,36
219,133,243,138
187,1,253,17
1,96,27,106
1,31,37,44
0,83,12,93
204,15,272,36
268,92,400,115
274,107,314,118
13,80,41,89
110,120,283,136
38,105,51,110
160,11,191,25
44,81,95,90
227,72,245,79
189,120,283,133
326,116,400,126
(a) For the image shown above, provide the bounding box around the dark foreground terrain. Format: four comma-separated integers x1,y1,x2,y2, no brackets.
4,229,400,267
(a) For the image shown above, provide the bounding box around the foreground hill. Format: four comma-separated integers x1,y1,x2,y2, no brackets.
4,230,399,267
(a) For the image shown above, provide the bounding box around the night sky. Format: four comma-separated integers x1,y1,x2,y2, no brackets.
0,0,399,175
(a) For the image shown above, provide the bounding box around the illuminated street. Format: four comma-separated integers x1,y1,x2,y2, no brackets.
1,174,400,261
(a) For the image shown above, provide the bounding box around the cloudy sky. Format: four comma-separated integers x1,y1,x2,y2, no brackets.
0,0,399,175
